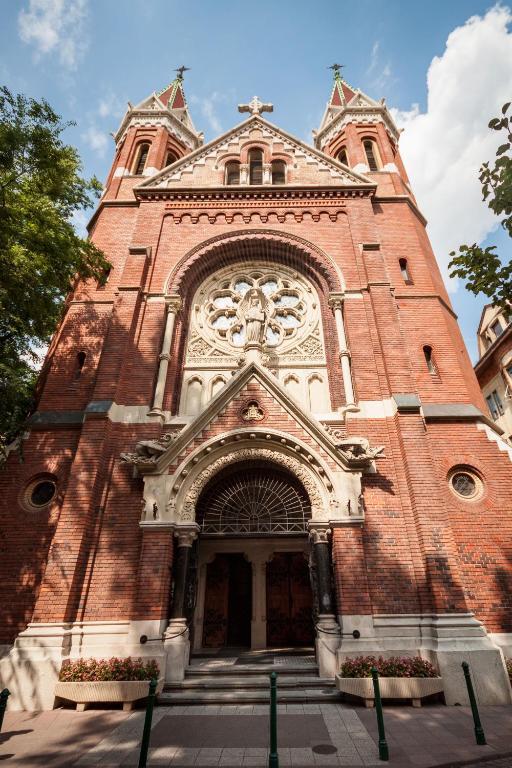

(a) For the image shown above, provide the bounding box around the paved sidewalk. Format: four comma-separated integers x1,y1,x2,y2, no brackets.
0,703,511,767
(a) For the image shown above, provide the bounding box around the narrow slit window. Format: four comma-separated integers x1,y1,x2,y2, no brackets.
490,319,503,338
249,148,263,185
97,266,111,288
363,139,379,171
134,143,150,175
271,160,286,184
74,351,86,381
337,148,348,165
165,151,178,166
399,258,412,283
423,345,437,375
225,161,240,185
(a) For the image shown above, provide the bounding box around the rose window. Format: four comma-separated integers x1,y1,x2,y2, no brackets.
203,269,310,350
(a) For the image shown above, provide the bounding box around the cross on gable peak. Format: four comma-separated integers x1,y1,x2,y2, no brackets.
238,96,274,116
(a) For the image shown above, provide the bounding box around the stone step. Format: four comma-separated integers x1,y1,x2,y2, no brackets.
167,675,334,690
158,687,340,705
185,665,319,677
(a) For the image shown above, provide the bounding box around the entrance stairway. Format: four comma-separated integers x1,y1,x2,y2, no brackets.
158,650,339,705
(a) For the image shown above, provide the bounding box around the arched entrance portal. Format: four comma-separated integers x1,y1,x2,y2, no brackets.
194,462,315,650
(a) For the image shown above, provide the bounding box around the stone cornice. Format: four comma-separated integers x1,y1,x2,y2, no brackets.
135,185,376,202
316,105,400,149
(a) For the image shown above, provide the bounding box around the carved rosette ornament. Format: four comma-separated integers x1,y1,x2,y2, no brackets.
241,400,265,421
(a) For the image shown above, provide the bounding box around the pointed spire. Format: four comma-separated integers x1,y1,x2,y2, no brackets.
327,64,355,108
158,66,190,111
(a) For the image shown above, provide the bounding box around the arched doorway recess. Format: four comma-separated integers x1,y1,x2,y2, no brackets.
194,461,316,650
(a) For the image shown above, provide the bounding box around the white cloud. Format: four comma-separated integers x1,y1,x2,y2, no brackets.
391,4,512,289
366,40,392,90
18,0,88,69
190,92,226,134
98,94,126,120
81,125,109,157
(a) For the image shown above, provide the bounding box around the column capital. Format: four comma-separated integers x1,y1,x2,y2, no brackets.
166,294,182,314
328,292,345,311
308,521,332,544
174,523,200,547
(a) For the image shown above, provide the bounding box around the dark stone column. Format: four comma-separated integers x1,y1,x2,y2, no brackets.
308,522,340,678
309,524,336,616
164,524,200,683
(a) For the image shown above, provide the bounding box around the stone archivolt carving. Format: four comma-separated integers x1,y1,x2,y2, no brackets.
120,431,181,467
177,448,326,523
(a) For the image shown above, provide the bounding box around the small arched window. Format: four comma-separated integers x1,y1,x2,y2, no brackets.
249,148,263,185
225,161,240,185
423,345,437,375
337,147,348,166
133,143,150,175
165,150,178,167
399,258,412,284
363,139,380,171
271,160,286,184
73,351,86,381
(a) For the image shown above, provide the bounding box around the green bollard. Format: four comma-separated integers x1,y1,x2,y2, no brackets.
138,678,158,768
268,671,279,768
0,689,10,732
371,668,389,761
461,662,486,745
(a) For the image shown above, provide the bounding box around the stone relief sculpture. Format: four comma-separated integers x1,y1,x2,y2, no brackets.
237,288,270,346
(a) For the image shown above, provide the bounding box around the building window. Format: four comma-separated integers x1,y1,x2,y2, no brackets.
23,476,57,511
337,147,348,165
133,143,150,175
249,148,263,184
448,467,483,501
399,258,412,283
97,266,111,288
363,139,380,171
165,151,178,166
490,319,504,338
225,161,240,185
73,351,86,381
423,345,437,375
271,160,286,184
486,389,504,419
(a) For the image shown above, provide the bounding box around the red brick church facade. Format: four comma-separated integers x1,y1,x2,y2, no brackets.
1,72,511,709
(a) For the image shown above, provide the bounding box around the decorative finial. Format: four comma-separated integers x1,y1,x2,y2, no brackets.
175,65,190,80
328,63,344,79
238,96,273,116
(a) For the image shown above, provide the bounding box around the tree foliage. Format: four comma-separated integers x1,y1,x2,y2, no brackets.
0,86,110,452
449,102,512,309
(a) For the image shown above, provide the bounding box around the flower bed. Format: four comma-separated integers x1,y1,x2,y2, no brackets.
55,657,163,711
336,655,443,708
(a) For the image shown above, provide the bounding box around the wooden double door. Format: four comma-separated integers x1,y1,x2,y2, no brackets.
266,552,314,647
202,550,314,649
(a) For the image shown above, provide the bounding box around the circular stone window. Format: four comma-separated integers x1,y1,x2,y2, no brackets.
23,477,57,510
448,468,483,501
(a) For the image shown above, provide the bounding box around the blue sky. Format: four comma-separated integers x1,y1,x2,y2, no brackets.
1,0,511,361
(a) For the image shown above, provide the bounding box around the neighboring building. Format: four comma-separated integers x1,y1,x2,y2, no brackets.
1,70,512,711
475,304,512,443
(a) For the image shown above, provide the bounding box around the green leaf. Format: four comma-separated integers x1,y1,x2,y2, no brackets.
502,102,511,115
496,143,510,156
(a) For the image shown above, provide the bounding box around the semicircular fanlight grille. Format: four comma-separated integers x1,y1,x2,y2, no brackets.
197,469,311,535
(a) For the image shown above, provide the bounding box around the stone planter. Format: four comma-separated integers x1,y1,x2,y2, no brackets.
54,679,164,711
335,675,443,708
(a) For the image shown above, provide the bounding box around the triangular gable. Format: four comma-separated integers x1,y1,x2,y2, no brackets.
136,114,374,190
133,92,167,111
150,362,351,473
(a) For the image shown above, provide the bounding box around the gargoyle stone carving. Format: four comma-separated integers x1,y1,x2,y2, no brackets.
120,431,181,466
336,437,384,467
